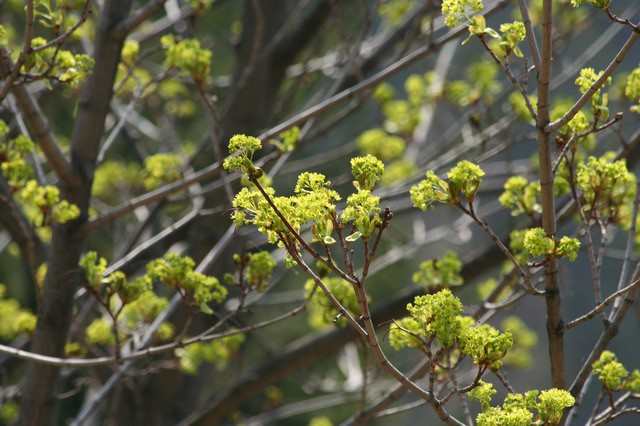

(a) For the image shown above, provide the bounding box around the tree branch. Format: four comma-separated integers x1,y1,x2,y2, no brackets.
0,53,77,186
546,26,639,133
537,0,566,390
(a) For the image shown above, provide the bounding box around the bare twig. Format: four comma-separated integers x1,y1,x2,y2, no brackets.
0,1,35,103
547,26,639,133
564,277,640,330
518,0,541,71
114,0,168,38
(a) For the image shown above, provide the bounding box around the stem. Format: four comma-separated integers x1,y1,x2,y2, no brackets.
537,0,565,390
547,27,639,133
250,177,357,285
518,0,541,71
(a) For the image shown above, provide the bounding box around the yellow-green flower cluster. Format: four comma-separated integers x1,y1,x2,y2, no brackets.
390,289,514,370
571,0,610,8
473,384,574,426
21,37,94,88
120,290,169,327
499,176,541,217
245,251,277,292
448,160,485,202
523,228,553,257
412,161,485,209
80,251,157,310
498,21,526,58
176,332,245,374
85,317,116,346
406,289,464,348
120,40,139,67
18,180,81,226
356,128,406,162
625,65,640,113
1,130,36,193
232,172,340,246
269,126,300,153
575,67,611,119
412,250,463,288
0,284,37,340
143,153,182,190
161,35,212,83
446,61,501,107
146,252,227,314
1,122,81,226
350,155,385,191
441,0,484,28
223,134,263,175
341,190,381,241
304,277,361,329
388,317,423,349
383,99,420,134
592,350,640,392
460,323,513,370
577,153,636,227
410,170,450,210
469,381,498,412
85,289,172,347
522,228,581,261
404,72,438,106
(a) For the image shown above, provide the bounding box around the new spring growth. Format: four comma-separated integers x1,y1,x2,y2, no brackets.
577,153,636,227
390,289,513,369
341,190,381,242
0,284,37,340
410,160,485,210
223,134,263,177
575,67,611,120
405,289,464,348
22,38,94,88
350,154,385,191
441,0,485,28
522,228,581,261
176,332,245,375
269,126,301,153
304,276,362,329
471,383,575,426
161,35,212,83
625,65,640,113
146,252,227,314
498,21,526,58
592,350,640,392
1,124,80,226
295,172,341,245
412,250,463,289
228,251,277,290
571,0,610,9
79,253,175,347
499,176,541,217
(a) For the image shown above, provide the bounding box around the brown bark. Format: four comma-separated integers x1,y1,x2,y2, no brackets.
537,0,565,390
18,1,134,424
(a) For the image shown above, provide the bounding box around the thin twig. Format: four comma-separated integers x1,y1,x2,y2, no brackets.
478,37,537,122
256,0,511,142
547,27,639,132
564,277,640,330
518,0,541,71
0,1,34,103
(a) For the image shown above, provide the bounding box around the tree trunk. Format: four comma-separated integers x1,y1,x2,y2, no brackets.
18,1,133,424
